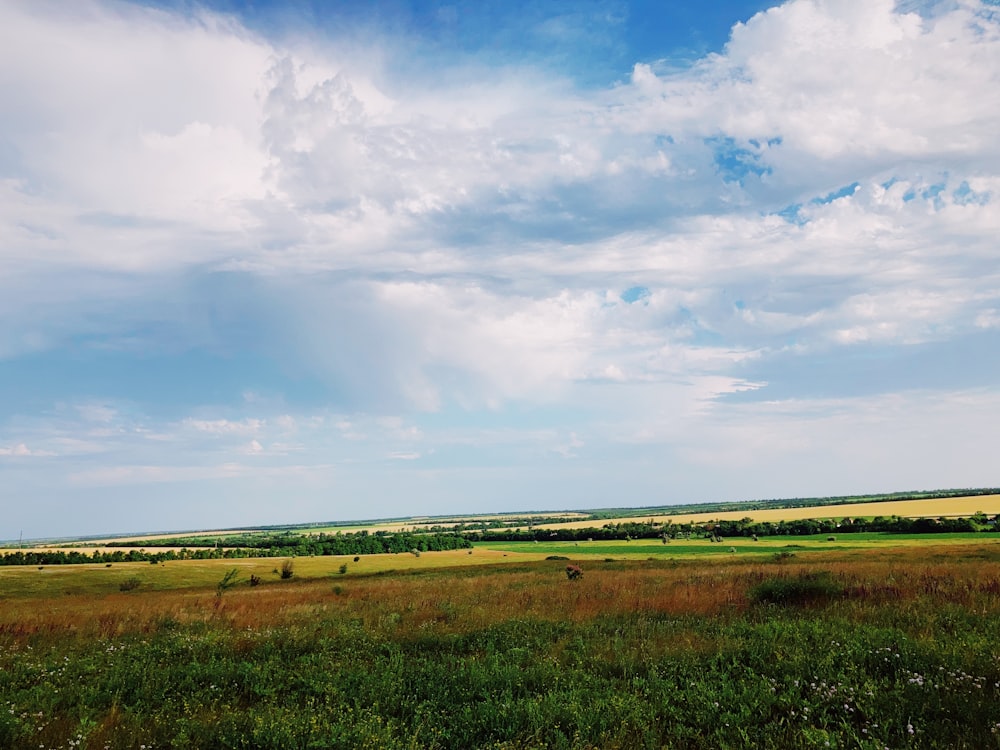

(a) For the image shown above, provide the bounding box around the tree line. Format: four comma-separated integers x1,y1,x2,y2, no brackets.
470,514,996,542
0,532,471,567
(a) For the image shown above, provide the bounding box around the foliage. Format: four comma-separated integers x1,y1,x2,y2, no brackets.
100,530,474,556
0,542,1000,749
279,559,294,579
215,568,240,599
2,549,1000,748
748,571,844,606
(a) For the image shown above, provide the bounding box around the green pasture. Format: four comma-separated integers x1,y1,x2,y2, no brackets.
474,532,1000,558
4,533,1000,600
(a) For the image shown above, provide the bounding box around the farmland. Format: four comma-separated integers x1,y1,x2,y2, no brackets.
531,494,1000,531
2,530,1000,748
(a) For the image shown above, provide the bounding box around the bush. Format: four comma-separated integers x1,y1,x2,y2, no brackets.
216,568,239,598
119,577,141,592
546,555,569,561
338,563,348,575
566,565,583,580
749,572,843,607
280,560,294,579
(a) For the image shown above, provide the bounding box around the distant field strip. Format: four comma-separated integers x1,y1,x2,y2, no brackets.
532,495,1000,530
75,513,589,546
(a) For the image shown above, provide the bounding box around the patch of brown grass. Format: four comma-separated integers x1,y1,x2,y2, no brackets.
2,545,999,647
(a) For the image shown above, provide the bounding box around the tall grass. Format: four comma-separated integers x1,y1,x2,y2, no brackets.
1,548,999,748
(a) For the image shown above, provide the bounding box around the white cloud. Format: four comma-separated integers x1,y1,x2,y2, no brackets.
388,451,421,460
2,0,999,532
68,461,335,486
0,442,54,457
182,418,264,436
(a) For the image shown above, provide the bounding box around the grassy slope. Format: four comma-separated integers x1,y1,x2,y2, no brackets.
2,544,1000,748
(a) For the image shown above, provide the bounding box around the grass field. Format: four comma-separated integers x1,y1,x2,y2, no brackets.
5,533,1000,599
3,534,1000,748
24,494,996,549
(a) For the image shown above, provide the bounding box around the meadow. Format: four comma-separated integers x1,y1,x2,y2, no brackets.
2,536,1000,748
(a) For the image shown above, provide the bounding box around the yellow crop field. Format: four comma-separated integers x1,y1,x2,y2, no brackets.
532,494,1000,531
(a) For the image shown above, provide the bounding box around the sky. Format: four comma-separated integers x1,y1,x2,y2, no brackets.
1,0,999,539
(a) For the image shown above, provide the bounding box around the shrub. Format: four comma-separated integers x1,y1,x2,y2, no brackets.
249,574,261,587
338,563,348,575
353,556,360,562
119,577,141,592
749,572,843,607
566,565,583,580
216,568,239,598
280,559,294,579
546,555,569,561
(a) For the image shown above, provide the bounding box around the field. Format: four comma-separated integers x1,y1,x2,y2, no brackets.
3,535,1000,748
531,495,1000,531
66,512,591,547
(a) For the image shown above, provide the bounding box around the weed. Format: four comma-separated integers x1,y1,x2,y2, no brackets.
216,568,240,598
280,559,294,580
749,571,843,606
118,577,141,592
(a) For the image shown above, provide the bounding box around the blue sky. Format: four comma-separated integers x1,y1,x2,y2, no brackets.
2,0,999,538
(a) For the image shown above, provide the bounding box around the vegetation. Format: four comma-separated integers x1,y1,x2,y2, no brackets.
580,486,1000,521
472,513,996,545
1,542,1000,748
0,532,472,567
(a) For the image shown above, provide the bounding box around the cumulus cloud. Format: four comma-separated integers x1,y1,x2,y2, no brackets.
2,0,999,532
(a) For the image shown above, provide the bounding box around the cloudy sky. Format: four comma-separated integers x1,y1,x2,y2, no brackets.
2,0,998,538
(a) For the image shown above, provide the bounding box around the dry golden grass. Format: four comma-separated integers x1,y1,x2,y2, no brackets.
3,543,999,643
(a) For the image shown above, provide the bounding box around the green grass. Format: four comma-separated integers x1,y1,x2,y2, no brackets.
3,552,1000,748
4,538,1000,747
476,532,1000,558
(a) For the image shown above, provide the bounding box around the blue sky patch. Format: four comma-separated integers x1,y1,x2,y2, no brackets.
621,286,651,304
